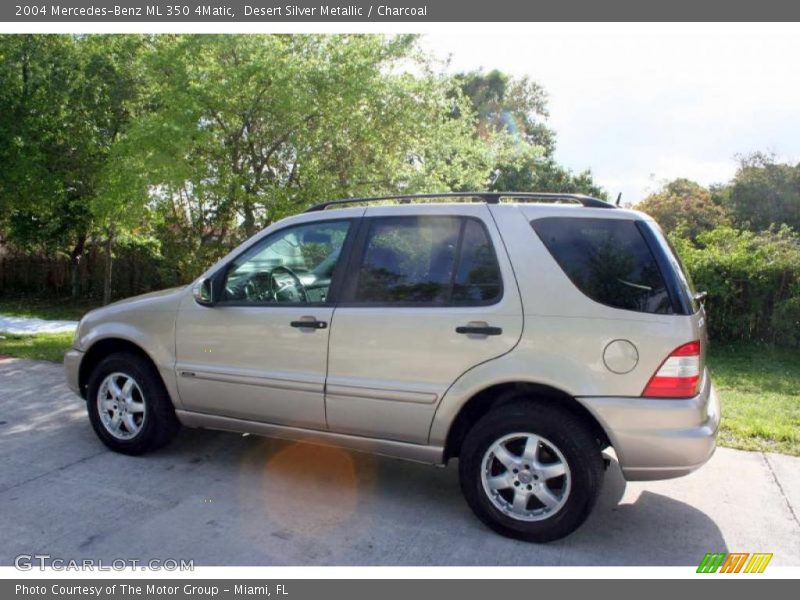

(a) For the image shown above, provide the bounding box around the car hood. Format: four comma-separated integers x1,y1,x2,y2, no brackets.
104,286,187,310
80,286,187,325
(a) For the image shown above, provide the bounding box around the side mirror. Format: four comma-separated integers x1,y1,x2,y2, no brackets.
193,278,215,307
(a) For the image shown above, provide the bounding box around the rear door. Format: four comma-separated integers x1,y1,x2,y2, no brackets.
325,205,523,444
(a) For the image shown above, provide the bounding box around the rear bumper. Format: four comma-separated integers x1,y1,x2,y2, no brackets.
577,371,720,481
64,348,84,397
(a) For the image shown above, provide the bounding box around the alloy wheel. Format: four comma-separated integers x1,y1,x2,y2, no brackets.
480,432,571,521
96,372,146,440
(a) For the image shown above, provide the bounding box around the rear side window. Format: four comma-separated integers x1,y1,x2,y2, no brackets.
452,219,503,303
351,216,502,305
531,217,674,314
644,222,700,314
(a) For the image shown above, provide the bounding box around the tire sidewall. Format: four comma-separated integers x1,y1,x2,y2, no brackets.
460,404,602,542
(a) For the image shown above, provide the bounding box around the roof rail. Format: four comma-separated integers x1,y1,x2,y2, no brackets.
304,191,615,213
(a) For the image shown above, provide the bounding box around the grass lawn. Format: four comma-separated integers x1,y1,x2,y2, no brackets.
0,296,97,321
0,332,75,362
708,343,800,456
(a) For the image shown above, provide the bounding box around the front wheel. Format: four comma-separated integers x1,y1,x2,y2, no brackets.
458,401,604,542
86,352,180,455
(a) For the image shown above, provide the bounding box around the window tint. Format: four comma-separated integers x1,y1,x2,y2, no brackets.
452,219,503,303
531,217,673,314
645,221,699,313
221,220,350,305
352,216,502,305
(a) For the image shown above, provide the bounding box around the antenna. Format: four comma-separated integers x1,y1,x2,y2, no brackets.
616,192,622,207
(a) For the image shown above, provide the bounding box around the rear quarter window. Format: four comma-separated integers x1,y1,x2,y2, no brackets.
531,217,674,314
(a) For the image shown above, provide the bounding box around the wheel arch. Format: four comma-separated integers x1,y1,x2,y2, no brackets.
443,381,612,462
78,337,166,401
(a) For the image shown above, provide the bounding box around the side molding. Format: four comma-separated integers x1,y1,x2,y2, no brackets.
176,410,445,465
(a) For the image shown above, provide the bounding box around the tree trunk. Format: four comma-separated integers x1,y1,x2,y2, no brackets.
69,235,86,300
242,203,257,238
102,229,114,305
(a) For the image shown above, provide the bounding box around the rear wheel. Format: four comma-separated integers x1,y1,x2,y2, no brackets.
86,352,180,455
459,401,604,542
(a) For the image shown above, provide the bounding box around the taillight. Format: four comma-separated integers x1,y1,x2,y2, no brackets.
642,341,702,398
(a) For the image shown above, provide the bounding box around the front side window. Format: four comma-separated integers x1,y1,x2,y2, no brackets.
351,216,502,305
531,217,673,314
221,220,351,305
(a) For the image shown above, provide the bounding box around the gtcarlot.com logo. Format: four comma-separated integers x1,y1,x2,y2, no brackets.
14,554,194,571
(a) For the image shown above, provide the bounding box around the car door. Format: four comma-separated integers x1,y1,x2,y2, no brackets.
175,217,356,428
325,204,524,444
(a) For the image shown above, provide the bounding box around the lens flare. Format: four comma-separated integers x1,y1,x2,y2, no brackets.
239,438,376,536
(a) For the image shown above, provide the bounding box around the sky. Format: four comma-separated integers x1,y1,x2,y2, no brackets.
421,26,800,203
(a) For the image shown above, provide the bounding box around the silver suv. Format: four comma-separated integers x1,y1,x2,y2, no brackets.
65,192,719,542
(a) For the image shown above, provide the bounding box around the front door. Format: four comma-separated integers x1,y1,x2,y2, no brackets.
175,217,354,428
325,205,524,444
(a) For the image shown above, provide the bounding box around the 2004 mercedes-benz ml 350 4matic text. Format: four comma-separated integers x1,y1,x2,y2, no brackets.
65,192,719,542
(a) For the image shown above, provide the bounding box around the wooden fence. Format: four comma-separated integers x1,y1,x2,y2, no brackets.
0,246,185,300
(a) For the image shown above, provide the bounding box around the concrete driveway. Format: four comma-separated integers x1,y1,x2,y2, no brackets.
1,357,798,567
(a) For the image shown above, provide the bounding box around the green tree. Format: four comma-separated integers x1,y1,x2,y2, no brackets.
637,178,730,240
121,35,500,278
0,35,94,297
728,152,800,232
0,35,149,300
455,69,605,197
455,69,555,155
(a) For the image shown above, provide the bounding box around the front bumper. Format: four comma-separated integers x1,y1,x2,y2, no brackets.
64,348,84,397
577,371,720,481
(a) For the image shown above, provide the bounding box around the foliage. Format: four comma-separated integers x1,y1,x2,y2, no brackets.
644,161,800,347
637,178,730,240
113,35,507,278
771,297,800,347
455,70,606,198
490,157,607,198
0,36,94,254
708,343,800,456
671,225,800,345
0,35,153,298
455,69,555,155
728,152,800,232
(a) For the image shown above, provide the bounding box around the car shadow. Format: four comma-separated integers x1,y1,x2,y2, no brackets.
153,428,727,566
556,456,728,565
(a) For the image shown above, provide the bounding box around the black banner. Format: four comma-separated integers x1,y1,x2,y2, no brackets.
4,580,798,600
3,0,800,23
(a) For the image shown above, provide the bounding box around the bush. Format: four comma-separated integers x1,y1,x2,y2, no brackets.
671,225,800,346
772,297,800,347
638,178,730,240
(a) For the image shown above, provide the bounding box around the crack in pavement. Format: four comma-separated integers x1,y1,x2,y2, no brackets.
0,449,108,495
762,452,800,530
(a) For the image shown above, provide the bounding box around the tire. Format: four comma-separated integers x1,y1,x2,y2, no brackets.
458,401,604,542
86,352,180,455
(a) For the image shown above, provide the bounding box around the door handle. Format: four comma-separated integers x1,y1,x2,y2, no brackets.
290,318,328,330
456,324,502,336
